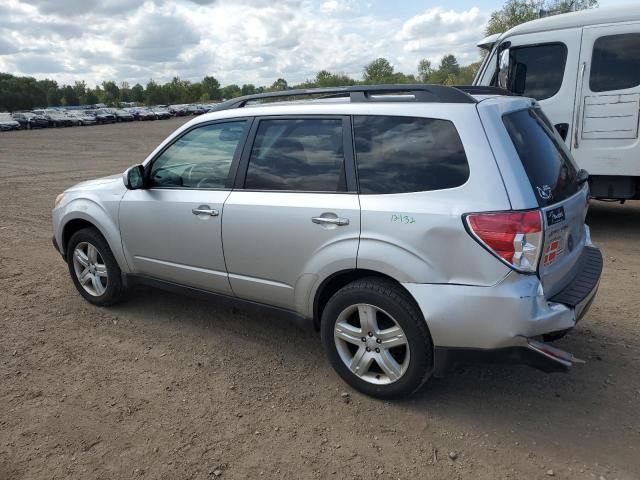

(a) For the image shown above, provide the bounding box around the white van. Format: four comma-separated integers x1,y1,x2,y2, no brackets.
474,5,640,200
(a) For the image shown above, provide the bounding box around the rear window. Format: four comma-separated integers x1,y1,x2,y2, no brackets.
503,108,579,206
353,115,469,194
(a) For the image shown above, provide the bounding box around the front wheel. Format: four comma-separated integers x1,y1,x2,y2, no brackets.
321,278,433,399
66,228,126,306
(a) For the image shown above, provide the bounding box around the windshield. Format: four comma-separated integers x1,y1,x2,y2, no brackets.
503,107,580,207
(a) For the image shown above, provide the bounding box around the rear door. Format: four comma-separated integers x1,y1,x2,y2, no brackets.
574,23,640,177
502,107,588,298
222,116,360,311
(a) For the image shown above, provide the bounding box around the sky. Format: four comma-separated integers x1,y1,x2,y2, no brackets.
0,0,635,87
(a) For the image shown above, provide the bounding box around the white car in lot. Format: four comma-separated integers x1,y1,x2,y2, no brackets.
52,85,602,398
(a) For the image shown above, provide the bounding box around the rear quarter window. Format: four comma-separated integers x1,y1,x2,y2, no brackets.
353,115,469,194
503,108,579,206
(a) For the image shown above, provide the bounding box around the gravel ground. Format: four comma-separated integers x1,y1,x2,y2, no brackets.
0,118,639,480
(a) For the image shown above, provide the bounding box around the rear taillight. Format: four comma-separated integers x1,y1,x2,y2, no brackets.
465,210,543,273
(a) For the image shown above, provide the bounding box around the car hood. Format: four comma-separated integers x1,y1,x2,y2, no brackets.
67,174,124,193
0,120,19,125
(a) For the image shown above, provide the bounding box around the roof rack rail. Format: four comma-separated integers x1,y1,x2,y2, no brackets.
454,85,515,96
209,84,477,112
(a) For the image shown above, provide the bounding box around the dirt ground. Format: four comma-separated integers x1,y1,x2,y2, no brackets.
0,118,638,480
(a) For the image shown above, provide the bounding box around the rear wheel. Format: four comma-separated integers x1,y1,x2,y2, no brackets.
66,228,126,306
321,278,433,398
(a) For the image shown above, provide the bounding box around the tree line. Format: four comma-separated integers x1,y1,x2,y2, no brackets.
0,54,478,112
0,0,597,112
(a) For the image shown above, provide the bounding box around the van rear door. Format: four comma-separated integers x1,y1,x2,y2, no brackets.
502,107,589,298
574,22,640,186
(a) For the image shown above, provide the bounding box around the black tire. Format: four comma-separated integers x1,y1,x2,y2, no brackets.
321,278,433,399
66,227,126,306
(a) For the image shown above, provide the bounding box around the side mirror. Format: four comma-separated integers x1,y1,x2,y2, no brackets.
123,165,145,190
498,48,510,90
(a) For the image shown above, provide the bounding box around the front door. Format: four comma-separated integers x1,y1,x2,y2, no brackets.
119,119,250,293
574,23,640,178
222,116,360,311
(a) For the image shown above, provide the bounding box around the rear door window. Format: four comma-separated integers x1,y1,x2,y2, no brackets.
590,33,640,92
507,43,568,100
503,108,579,206
353,115,469,194
244,118,346,191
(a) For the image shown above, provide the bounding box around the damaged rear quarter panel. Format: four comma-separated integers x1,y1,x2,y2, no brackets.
356,109,513,286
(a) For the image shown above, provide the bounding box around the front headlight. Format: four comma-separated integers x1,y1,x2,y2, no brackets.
54,193,65,208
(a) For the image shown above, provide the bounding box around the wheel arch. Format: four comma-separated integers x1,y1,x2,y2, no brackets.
61,218,98,255
312,269,424,331
58,206,129,274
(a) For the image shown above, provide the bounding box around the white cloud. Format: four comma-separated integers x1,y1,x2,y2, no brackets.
0,0,490,86
320,1,352,13
395,7,488,65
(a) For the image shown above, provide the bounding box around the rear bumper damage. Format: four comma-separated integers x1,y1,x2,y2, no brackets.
405,244,603,376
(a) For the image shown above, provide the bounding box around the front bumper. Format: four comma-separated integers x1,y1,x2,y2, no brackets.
404,244,603,374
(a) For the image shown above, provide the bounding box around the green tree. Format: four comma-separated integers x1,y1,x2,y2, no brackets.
241,84,257,96
62,85,79,106
85,88,99,105
457,61,482,84
270,78,288,91
202,75,221,100
100,81,120,105
130,83,144,103
363,58,395,84
145,79,166,105
187,82,204,102
221,84,242,99
46,87,62,106
120,81,131,103
439,55,460,77
72,81,87,104
314,70,356,87
417,59,434,83
0,74,48,111
486,0,598,35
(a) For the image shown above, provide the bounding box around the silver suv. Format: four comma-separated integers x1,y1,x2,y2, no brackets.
52,85,602,398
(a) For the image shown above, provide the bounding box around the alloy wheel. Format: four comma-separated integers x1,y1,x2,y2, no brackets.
72,242,108,296
334,304,410,385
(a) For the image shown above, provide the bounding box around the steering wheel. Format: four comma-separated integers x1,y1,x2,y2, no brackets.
185,164,216,188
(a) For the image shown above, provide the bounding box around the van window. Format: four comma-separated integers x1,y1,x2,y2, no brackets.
503,108,579,207
507,43,567,100
244,118,346,191
590,33,640,92
353,116,469,194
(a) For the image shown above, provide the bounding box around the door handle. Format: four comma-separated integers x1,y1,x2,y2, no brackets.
312,216,349,226
192,207,219,216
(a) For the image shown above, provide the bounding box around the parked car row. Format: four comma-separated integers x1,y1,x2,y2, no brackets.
0,103,220,132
